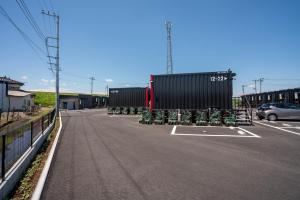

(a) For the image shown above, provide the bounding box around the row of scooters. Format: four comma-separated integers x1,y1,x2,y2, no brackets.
107,107,144,115
138,109,238,126
107,107,238,126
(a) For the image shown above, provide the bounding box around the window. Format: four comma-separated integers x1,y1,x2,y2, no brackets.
268,95,271,100
279,93,282,100
259,96,261,100
251,96,254,101
275,103,285,108
295,92,298,100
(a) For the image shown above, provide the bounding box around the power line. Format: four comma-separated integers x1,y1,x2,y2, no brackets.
264,78,300,81
16,0,45,41
0,5,47,60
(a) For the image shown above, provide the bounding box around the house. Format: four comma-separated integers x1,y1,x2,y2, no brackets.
60,94,80,110
60,94,93,110
0,76,35,112
60,94,107,110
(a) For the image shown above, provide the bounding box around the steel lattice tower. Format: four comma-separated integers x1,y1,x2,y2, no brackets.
165,21,173,74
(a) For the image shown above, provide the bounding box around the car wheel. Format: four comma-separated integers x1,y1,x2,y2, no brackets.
268,114,277,121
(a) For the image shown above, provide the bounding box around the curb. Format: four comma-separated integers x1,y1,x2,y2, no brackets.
31,113,63,200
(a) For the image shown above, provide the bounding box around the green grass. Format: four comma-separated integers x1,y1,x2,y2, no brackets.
34,92,56,107
33,91,108,107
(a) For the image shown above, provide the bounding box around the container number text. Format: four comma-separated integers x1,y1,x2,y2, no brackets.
210,76,227,82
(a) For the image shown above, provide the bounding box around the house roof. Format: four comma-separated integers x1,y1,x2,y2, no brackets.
0,76,24,85
8,90,31,97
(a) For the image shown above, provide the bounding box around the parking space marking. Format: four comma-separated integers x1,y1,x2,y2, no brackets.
283,123,292,127
277,127,300,129
108,115,140,118
237,127,261,138
254,121,300,136
237,130,245,135
170,125,260,138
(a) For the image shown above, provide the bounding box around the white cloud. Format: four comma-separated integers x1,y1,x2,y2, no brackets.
50,79,55,84
30,87,75,93
21,75,28,80
125,84,130,87
41,78,49,84
248,84,255,88
62,82,67,86
105,78,113,83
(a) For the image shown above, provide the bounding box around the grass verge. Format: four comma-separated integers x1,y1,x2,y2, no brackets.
8,118,60,200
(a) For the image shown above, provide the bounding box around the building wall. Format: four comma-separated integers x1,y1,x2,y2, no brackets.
60,97,79,110
0,83,9,112
9,95,33,111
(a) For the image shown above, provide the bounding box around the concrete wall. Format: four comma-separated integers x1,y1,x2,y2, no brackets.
0,116,56,199
9,95,33,111
0,83,9,112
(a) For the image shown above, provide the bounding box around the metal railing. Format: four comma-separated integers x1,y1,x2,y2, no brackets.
232,97,253,125
0,109,56,180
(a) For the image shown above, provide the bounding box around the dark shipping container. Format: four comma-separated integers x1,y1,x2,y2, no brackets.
109,87,148,108
150,70,236,111
241,88,300,107
79,94,93,109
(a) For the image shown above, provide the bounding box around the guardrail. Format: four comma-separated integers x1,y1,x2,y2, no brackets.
0,109,56,181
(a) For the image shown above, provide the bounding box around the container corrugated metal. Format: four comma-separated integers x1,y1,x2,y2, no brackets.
151,70,236,110
109,87,148,107
241,87,300,107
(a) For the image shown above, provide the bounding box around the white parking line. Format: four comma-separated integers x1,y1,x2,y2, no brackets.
283,123,292,127
237,130,245,135
254,121,300,136
237,127,261,138
277,127,300,129
109,115,140,118
171,125,177,135
170,125,260,138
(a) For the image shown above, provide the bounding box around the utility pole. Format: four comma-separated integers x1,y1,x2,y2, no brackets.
252,79,257,94
165,21,173,74
42,10,60,117
258,78,264,93
242,85,246,94
89,77,95,95
106,84,109,96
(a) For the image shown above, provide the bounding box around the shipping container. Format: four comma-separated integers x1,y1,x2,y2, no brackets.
109,87,148,108
150,70,236,111
92,96,108,107
79,94,93,109
241,88,300,107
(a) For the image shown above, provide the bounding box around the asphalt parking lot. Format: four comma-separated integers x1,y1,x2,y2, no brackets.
42,109,300,200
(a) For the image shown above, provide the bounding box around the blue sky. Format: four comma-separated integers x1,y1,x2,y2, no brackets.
1,0,299,95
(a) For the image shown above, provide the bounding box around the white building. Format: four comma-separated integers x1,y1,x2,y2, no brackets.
0,77,34,112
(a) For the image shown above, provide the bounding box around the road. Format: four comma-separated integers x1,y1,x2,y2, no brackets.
42,109,300,200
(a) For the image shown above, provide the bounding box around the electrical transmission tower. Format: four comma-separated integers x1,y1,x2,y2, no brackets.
42,10,60,117
165,21,173,74
90,77,95,95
